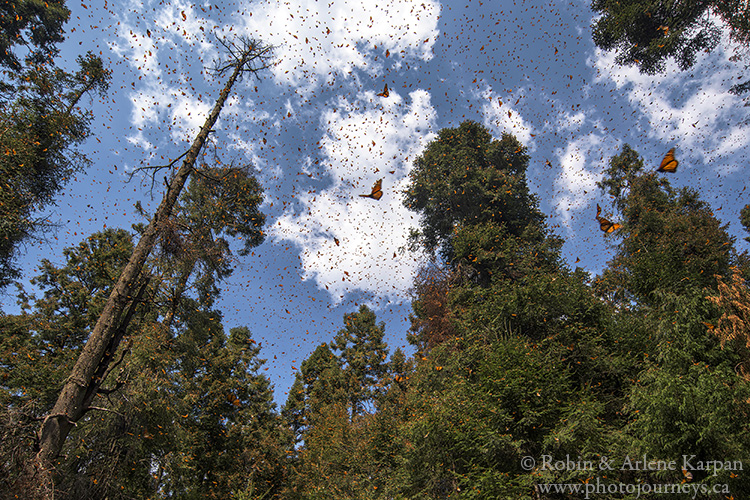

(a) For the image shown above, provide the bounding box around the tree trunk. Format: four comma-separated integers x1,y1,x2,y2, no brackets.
35,49,253,477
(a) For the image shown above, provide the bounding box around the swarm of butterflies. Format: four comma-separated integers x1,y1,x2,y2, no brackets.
596,148,677,233
356,122,680,239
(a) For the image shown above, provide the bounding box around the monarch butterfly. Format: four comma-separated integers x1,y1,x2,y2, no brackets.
598,218,621,233
334,237,340,246
359,179,383,200
376,84,389,98
681,467,693,482
658,148,678,173
596,204,621,233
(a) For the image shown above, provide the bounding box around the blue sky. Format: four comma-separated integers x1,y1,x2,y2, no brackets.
4,0,750,406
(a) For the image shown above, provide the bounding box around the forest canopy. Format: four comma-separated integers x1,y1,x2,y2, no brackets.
2,0,750,499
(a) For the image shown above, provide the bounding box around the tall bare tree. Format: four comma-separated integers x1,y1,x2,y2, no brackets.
33,36,273,493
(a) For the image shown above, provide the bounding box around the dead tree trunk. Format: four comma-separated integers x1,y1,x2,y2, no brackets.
34,37,272,483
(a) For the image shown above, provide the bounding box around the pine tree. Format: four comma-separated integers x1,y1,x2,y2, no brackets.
35,37,273,483
399,122,627,498
596,145,735,308
0,49,110,287
330,305,389,416
591,0,750,79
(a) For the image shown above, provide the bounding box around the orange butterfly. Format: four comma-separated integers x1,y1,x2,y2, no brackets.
334,237,340,246
657,148,678,173
681,467,693,482
359,179,383,200
376,84,389,98
596,204,621,233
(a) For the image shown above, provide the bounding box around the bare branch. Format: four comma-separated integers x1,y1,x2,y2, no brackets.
127,150,191,197
209,35,276,79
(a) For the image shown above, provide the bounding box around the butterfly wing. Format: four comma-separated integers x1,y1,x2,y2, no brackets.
359,179,383,200
596,204,620,232
599,218,621,233
658,148,678,173
371,179,383,199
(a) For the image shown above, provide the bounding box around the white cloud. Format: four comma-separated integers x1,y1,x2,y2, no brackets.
552,133,617,229
478,87,535,145
590,27,750,170
559,110,586,131
109,1,229,146
236,0,441,89
113,0,441,153
271,90,437,302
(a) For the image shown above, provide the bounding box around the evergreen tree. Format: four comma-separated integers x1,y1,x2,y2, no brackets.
0,228,134,407
36,37,273,479
624,289,750,491
2,142,272,497
0,48,110,287
282,344,350,498
591,0,750,83
404,120,544,264
283,307,394,499
0,229,147,498
596,145,735,308
330,304,389,416
399,122,628,498
596,145,750,495
0,0,70,70
1,226,289,499
146,162,266,327
167,323,289,499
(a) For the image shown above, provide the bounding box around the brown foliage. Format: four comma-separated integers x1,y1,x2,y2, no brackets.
708,270,750,380
408,264,458,352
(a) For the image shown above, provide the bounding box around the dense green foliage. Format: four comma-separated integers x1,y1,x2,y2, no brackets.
0,0,70,70
591,0,750,95
591,0,750,74
0,0,110,288
3,0,749,495
277,124,750,499
3,116,750,498
1,163,281,499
